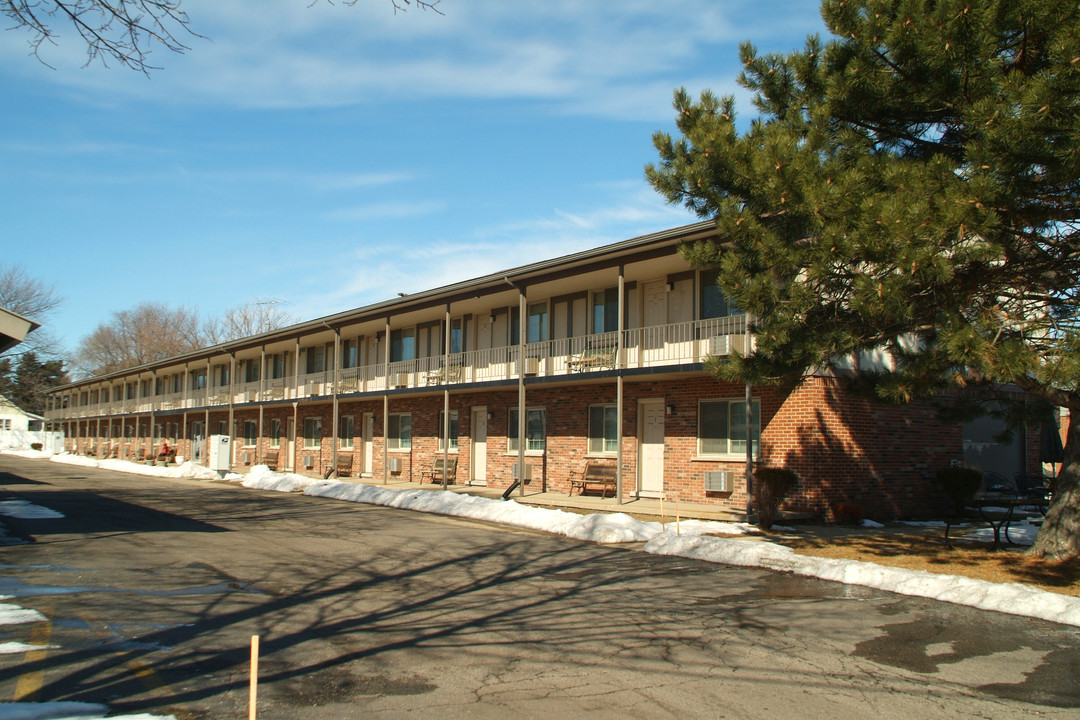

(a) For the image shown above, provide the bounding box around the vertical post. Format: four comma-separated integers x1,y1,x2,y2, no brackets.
257,346,265,465
383,316,391,485
517,287,527,497
249,634,259,720
332,327,340,476
443,303,451,491
616,266,625,505
745,380,754,516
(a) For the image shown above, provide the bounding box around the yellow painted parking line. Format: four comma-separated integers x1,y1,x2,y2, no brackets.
13,606,53,702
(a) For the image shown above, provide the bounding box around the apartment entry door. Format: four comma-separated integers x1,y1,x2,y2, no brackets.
471,407,488,485
362,413,374,476
287,417,296,472
638,399,665,498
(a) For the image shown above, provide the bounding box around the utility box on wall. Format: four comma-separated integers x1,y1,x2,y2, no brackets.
208,434,232,472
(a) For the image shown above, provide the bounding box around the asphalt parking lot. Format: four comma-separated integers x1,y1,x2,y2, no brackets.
1,454,1077,719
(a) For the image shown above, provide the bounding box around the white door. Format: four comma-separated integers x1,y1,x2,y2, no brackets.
471,407,488,485
362,413,374,475
638,400,665,497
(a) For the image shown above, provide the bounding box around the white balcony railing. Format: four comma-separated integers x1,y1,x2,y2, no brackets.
49,316,749,420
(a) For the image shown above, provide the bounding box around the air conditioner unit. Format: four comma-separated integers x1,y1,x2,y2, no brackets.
523,357,539,376
512,462,533,481
308,381,323,396
704,470,732,492
247,390,259,402
708,336,731,356
303,454,315,469
393,373,409,389
241,451,252,465
388,457,403,473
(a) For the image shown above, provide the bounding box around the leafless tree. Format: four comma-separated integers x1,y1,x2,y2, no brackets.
0,264,64,359
3,0,441,74
73,301,204,376
203,300,297,346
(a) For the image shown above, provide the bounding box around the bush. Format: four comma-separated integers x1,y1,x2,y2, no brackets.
30,443,42,451
754,467,799,531
934,467,982,513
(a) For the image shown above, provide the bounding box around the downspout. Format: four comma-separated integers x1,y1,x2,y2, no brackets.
616,265,625,505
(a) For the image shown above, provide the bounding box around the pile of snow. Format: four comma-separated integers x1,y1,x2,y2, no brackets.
49,454,222,481
0,703,174,720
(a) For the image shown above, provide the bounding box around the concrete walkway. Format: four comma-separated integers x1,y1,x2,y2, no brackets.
369,476,760,523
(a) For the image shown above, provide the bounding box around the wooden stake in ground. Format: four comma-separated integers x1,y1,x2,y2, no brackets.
660,495,666,530
249,634,260,720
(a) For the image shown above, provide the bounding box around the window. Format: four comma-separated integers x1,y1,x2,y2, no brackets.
699,399,760,457
269,418,282,448
218,420,228,436
700,269,742,319
390,328,415,362
527,302,548,343
588,405,618,454
438,410,459,451
592,288,619,333
450,319,463,354
214,365,230,388
243,420,258,447
342,339,359,369
190,371,207,391
244,359,260,383
388,413,411,450
267,353,286,380
339,415,354,449
305,346,327,374
303,417,322,449
508,407,546,453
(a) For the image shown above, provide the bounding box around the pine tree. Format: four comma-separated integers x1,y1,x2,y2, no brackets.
647,0,1080,560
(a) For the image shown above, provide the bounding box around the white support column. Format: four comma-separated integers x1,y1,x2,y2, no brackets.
332,327,340,476
443,302,451,491
517,287,526,497
616,265,625,505
383,316,391,485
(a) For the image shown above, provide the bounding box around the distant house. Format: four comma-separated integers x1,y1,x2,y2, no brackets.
0,394,44,432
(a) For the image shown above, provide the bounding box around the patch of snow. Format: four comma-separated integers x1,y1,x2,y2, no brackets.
0,703,175,720
0,500,63,520
0,603,46,625
860,518,884,528
50,455,220,481
0,642,58,654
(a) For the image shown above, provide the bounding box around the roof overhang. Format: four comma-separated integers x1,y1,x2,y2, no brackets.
0,307,40,355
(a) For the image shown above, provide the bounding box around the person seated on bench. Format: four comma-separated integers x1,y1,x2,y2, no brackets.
158,441,171,460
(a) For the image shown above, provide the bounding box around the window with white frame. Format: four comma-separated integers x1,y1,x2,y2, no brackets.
592,287,619,333
243,420,258,447
269,418,282,448
508,407,545,453
588,404,618,455
438,410,459,451
303,417,322,449
244,359,260,383
390,329,415,362
527,302,548,343
388,413,411,450
699,269,743,319
267,353,286,380
339,415,354,449
698,398,760,457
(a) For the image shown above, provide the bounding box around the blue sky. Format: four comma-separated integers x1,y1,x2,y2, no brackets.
0,1,825,358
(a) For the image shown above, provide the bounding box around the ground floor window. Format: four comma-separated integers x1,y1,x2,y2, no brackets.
339,415,354,449
508,407,545,453
588,404,618,454
303,416,322,449
269,418,282,448
243,420,258,447
388,412,412,450
698,398,760,457
438,410,459,451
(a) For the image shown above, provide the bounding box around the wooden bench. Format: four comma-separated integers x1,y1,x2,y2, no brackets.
568,346,616,372
568,461,617,498
420,456,458,484
263,455,279,472
336,453,354,478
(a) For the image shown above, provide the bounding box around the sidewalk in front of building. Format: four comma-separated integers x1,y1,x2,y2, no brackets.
369,476,816,524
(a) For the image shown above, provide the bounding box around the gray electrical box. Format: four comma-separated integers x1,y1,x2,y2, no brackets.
208,434,232,471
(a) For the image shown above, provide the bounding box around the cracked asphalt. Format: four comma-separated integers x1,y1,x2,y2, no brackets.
0,454,1077,719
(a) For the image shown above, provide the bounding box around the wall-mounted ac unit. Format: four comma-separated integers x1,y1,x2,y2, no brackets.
308,382,323,396
388,457,403,473
512,462,533,480
393,373,409,389
704,470,732,492
247,390,259,402
523,357,539,376
241,451,252,465
303,453,315,469
708,336,732,356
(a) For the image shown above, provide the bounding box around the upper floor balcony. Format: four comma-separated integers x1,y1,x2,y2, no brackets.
45,314,749,421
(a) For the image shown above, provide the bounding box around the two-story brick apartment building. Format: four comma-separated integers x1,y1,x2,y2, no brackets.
44,222,1044,519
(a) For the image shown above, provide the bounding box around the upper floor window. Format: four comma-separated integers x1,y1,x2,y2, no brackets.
700,269,742,319
527,302,548,343
390,328,415,362
342,338,359,369
305,345,327,374
244,359,260,383
450,319,463,355
267,353,286,380
593,288,619,333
